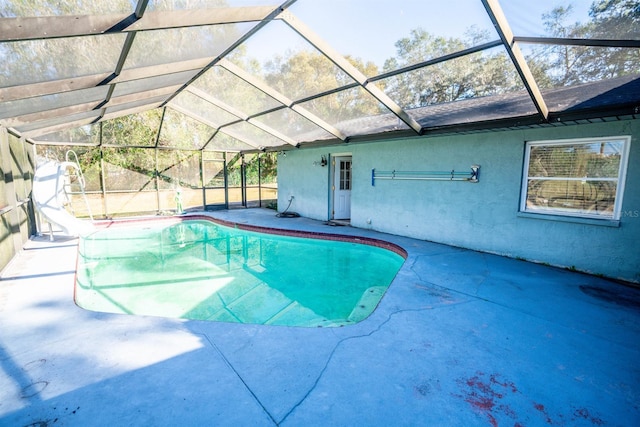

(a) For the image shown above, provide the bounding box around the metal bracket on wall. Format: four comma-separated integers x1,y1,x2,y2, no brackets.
371,165,480,186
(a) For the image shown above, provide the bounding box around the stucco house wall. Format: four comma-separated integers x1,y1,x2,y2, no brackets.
278,119,640,283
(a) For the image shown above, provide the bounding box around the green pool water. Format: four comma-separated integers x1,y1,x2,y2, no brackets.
75,219,405,327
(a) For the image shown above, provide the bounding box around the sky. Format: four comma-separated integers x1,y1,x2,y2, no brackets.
244,0,594,68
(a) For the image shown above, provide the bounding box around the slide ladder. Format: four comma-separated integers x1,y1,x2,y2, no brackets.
33,151,94,240
64,150,94,221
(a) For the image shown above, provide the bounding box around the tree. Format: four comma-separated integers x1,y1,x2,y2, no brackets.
223,152,277,187
530,1,640,87
537,6,591,86
580,0,640,80
589,0,640,38
381,28,520,108
263,50,353,100
261,50,383,123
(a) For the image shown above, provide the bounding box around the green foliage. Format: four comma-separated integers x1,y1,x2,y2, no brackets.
531,1,640,87
259,152,278,184
226,153,277,187
263,50,353,99
158,109,215,150
589,0,640,37
382,28,520,108
102,110,162,147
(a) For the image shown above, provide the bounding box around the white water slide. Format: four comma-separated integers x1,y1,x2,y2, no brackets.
33,160,94,238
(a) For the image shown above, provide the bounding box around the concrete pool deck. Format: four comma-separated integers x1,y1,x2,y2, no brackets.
1,208,639,426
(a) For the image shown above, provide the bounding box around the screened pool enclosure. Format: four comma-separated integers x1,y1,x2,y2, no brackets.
1,1,639,258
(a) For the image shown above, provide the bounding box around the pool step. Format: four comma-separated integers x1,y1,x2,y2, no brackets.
222,283,293,324
203,282,328,326
264,301,327,326
347,286,386,323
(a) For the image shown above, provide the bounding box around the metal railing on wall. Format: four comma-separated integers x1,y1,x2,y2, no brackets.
371,165,480,186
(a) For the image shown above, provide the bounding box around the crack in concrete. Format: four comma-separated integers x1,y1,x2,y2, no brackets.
276,304,457,425
276,316,394,425
200,333,279,426
196,300,477,426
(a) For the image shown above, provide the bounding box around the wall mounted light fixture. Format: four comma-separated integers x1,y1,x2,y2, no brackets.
313,155,328,167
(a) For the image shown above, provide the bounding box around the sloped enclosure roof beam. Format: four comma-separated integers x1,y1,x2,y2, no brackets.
245,118,297,146
482,0,549,120
18,96,165,138
176,87,297,146
371,40,504,82
185,86,247,121
168,103,236,131
135,0,150,19
0,6,278,42
1,85,178,129
0,59,210,103
94,32,139,123
98,6,145,118
279,11,423,135
94,0,149,123
0,74,111,103
160,0,298,108
169,102,295,148
20,117,100,139
101,103,163,122
19,101,162,139
1,101,104,128
217,59,347,141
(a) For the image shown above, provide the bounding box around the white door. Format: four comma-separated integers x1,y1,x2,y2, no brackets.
333,157,352,219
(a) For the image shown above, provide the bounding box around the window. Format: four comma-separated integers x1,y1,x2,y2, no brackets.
521,136,630,220
340,160,352,191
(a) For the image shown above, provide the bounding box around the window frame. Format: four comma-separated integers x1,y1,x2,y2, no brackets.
520,136,631,221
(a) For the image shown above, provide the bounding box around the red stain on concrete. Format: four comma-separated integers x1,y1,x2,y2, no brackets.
490,374,518,393
457,372,608,425
533,402,553,424
458,372,521,426
573,407,605,425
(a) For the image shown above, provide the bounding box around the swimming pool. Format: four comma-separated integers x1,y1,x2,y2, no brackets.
75,217,406,327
